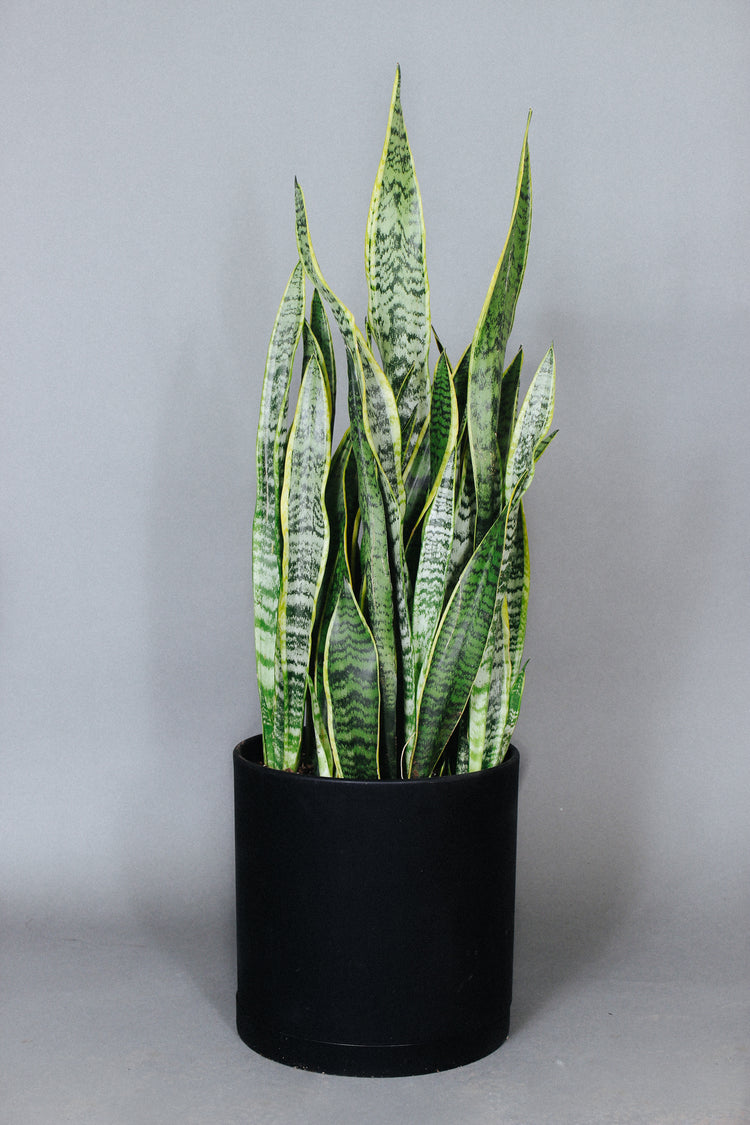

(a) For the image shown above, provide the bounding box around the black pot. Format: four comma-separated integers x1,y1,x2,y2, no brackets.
233,734,519,1076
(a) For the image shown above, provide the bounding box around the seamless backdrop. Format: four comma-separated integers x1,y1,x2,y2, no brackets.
1,2,748,1121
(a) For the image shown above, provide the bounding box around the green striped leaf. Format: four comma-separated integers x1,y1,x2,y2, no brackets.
409,495,517,778
411,446,457,682
273,347,332,771
365,66,431,450
452,346,471,443
307,673,334,777
468,594,511,772
310,288,336,424
324,581,380,779
505,344,555,499
498,347,522,488
252,263,305,763
534,429,558,463
406,351,458,552
444,446,476,602
313,432,354,721
499,665,526,763
505,501,530,676
467,113,532,543
295,182,414,775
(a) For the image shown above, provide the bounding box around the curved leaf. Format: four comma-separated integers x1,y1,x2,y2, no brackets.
505,344,555,499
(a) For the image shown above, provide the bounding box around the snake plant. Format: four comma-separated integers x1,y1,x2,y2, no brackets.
253,69,555,779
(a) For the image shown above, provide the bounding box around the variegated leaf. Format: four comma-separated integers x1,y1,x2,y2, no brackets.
499,665,526,763
406,351,458,551
307,674,334,777
468,594,511,772
498,347,522,488
310,288,336,424
409,495,517,778
252,262,305,763
273,347,332,771
411,446,457,681
295,183,414,775
505,344,555,499
313,432,354,720
505,501,530,676
365,66,431,449
467,114,532,543
324,581,380,779
444,446,476,602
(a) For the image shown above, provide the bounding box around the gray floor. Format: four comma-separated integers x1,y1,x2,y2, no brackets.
4,900,747,1125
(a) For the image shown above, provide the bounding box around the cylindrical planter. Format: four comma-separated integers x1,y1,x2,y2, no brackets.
234,734,519,1077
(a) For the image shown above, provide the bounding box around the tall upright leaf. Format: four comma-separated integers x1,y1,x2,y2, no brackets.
273,347,332,771
467,113,532,543
405,352,458,554
295,182,415,774
365,66,431,454
498,347,522,483
252,263,305,760
444,447,476,602
504,501,530,676
324,582,381,779
411,446,457,683
409,494,519,778
312,433,354,720
310,288,336,423
498,665,526,765
467,594,511,772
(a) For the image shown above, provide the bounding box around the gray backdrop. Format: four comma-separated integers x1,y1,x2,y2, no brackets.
2,2,748,1121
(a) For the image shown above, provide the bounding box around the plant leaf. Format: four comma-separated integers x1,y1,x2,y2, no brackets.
505,344,555,500
504,501,530,676
307,674,334,777
498,347,522,486
468,594,511,771
411,446,457,682
252,262,305,765
444,446,476,602
365,66,430,452
295,182,414,775
498,665,526,764
409,492,519,778
310,288,336,425
467,113,532,543
312,432,354,721
324,582,380,779
273,345,332,771
405,351,458,551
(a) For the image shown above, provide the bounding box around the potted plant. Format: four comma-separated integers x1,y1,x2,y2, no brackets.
234,68,555,1076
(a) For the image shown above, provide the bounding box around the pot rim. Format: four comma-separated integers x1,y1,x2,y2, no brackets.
234,734,518,789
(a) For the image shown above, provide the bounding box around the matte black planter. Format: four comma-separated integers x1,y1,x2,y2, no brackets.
233,735,519,1076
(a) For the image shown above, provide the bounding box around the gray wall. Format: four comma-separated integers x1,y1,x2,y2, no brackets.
2,1,748,955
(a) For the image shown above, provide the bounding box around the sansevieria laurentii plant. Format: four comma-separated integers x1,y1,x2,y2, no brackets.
253,69,555,780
